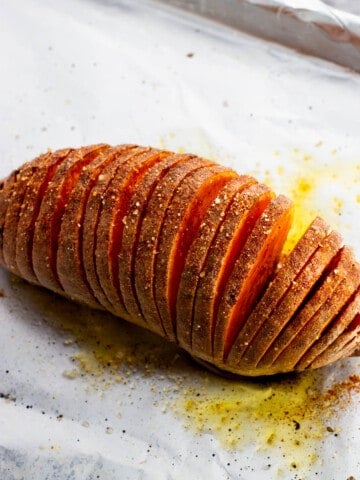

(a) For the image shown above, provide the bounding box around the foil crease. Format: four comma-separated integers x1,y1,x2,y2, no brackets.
156,0,360,71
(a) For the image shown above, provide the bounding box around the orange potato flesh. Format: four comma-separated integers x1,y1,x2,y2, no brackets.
155,166,237,342
57,146,135,309
296,286,360,369
233,229,343,375
16,148,74,284
135,157,215,336
176,175,256,351
215,195,293,361
191,183,273,361
82,147,147,315
119,153,196,322
268,247,360,371
32,145,109,293
227,217,329,365
95,148,168,319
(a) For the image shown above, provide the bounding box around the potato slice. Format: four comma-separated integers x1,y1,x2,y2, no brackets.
94,148,168,319
235,229,343,375
0,169,20,267
191,183,273,361
267,247,360,371
32,145,109,293
214,195,293,362
155,165,237,342
227,217,329,365
176,175,256,351
15,148,74,284
82,146,147,315
57,145,136,309
119,152,195,322
2,159,46,275
297,286,360,369
310,310,360,369
135,157,215,336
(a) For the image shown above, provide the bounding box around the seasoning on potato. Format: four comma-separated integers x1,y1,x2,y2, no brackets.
0,144,359,376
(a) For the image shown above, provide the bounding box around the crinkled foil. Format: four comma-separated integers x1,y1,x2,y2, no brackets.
156,0,360,71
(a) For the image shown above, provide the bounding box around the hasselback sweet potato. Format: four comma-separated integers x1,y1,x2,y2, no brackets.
1,144,359,377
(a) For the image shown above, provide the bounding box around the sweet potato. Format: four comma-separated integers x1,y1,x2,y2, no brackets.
264,247,360,371
82,146,148,316
16,148,74,285
57,145,136,309
32,145,109,293
296,286,360,369
119,152,196,323
94,147,170,319
191,183,273,361
1,144,359,377
134,157,215,335
214,195,293,362
232,229,343,375
227,217,329,365
155,165,237,341
176,175,256,351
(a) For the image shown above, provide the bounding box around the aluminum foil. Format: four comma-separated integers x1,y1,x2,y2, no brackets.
156,0,360,71
1,1,360,479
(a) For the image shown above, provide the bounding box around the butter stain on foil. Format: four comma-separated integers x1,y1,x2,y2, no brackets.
31,287,359,476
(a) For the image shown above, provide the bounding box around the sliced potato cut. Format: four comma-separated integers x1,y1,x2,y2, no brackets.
192,183,274,362
32,145,109,292
3,158,47,276
227,217,329,365
119,152,195,322
268,247,360,371
176,175,256,351
1,168,22,267
235,229,343,375
310,310,360,369
95,148,169,320
297,286,360,369
135,157,215,336
57,145,135,309
214,195,293,362
155,165,237,342
16,148,74,284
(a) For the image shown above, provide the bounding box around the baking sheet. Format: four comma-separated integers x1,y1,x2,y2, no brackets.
154,0,360,72
1,1,360,479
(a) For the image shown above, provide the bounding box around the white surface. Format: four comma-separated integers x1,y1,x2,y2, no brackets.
1,1,360,479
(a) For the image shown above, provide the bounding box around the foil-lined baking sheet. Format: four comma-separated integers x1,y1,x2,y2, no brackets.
1,1,360,479
155,0,360,72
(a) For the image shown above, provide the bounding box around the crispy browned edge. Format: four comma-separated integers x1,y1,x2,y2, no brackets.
1,169,20,267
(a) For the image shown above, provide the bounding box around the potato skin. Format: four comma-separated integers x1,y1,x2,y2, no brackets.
1,144,359,377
